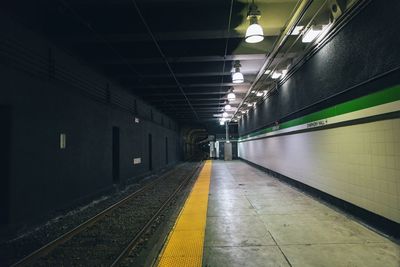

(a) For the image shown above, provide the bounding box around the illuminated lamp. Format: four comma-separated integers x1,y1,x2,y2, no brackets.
232,61,244,84
245,1,264,43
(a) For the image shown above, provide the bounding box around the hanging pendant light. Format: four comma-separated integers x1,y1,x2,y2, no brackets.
232,72,244,83
232,61,244,84
227,88,236,101
245,1,264,44
227,92,236,101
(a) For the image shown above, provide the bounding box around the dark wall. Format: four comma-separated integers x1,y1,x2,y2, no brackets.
0,14,180,228
0,106,12,225
239,0,400,135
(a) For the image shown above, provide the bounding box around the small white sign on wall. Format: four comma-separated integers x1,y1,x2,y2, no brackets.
133,158,141,165
60,133,66,149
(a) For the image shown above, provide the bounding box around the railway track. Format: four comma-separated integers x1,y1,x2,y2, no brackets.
11,161,203,266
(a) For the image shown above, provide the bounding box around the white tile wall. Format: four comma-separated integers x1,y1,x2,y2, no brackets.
239,118,400,223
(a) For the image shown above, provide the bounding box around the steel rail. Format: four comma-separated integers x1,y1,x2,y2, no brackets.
110,161,204,266
11,164,187,267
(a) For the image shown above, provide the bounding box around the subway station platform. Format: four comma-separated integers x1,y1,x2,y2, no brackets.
157,160,400,267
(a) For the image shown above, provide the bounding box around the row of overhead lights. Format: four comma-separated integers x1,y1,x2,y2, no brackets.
219,89,236,125
235,24,328,117
232,23,327,121
219,1,263,125
221,1,327,125
231,0,265,83
223,1,264,124
231,66,287,121
218,57,243,125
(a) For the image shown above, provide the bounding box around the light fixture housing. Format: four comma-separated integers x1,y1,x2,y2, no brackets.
232,61,244,84
232,72,244,83
256,92,263,96
227,88,236,101
271,71,281,79
291,25,304,35
245,20,264,43
245,2,264,44
219,117,227,125
302,25,323,43
224,104,232,111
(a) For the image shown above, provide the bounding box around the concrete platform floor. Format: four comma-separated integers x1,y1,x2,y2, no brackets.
203,160,400,267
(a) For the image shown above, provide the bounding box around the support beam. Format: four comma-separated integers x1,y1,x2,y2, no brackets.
157,104,226,108
96,54,266,65
117,71,258,78
58,31,279,43
128,82,251,89
148,98,228,102
142,91,229,96
162,107,228,110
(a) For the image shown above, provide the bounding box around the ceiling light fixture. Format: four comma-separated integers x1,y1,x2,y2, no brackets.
245,1,264,43
302,25,323,43
227,88,236,101
256,92,263,96
264,69,271,74
271,71,281,79
291,25,304,35
225,104,232,111
232,61,244,84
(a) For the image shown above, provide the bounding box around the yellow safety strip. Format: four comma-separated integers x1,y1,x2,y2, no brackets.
156,160,212,267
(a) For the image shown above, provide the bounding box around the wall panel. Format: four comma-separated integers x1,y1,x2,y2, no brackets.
239,118,400,223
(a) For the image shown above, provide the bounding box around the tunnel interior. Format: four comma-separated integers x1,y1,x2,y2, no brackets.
0,0,399,265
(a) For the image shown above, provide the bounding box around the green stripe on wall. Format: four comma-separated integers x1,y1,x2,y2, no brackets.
240,85,400,140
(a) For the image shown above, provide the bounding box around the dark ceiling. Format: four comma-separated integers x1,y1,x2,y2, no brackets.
3,0,302,129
